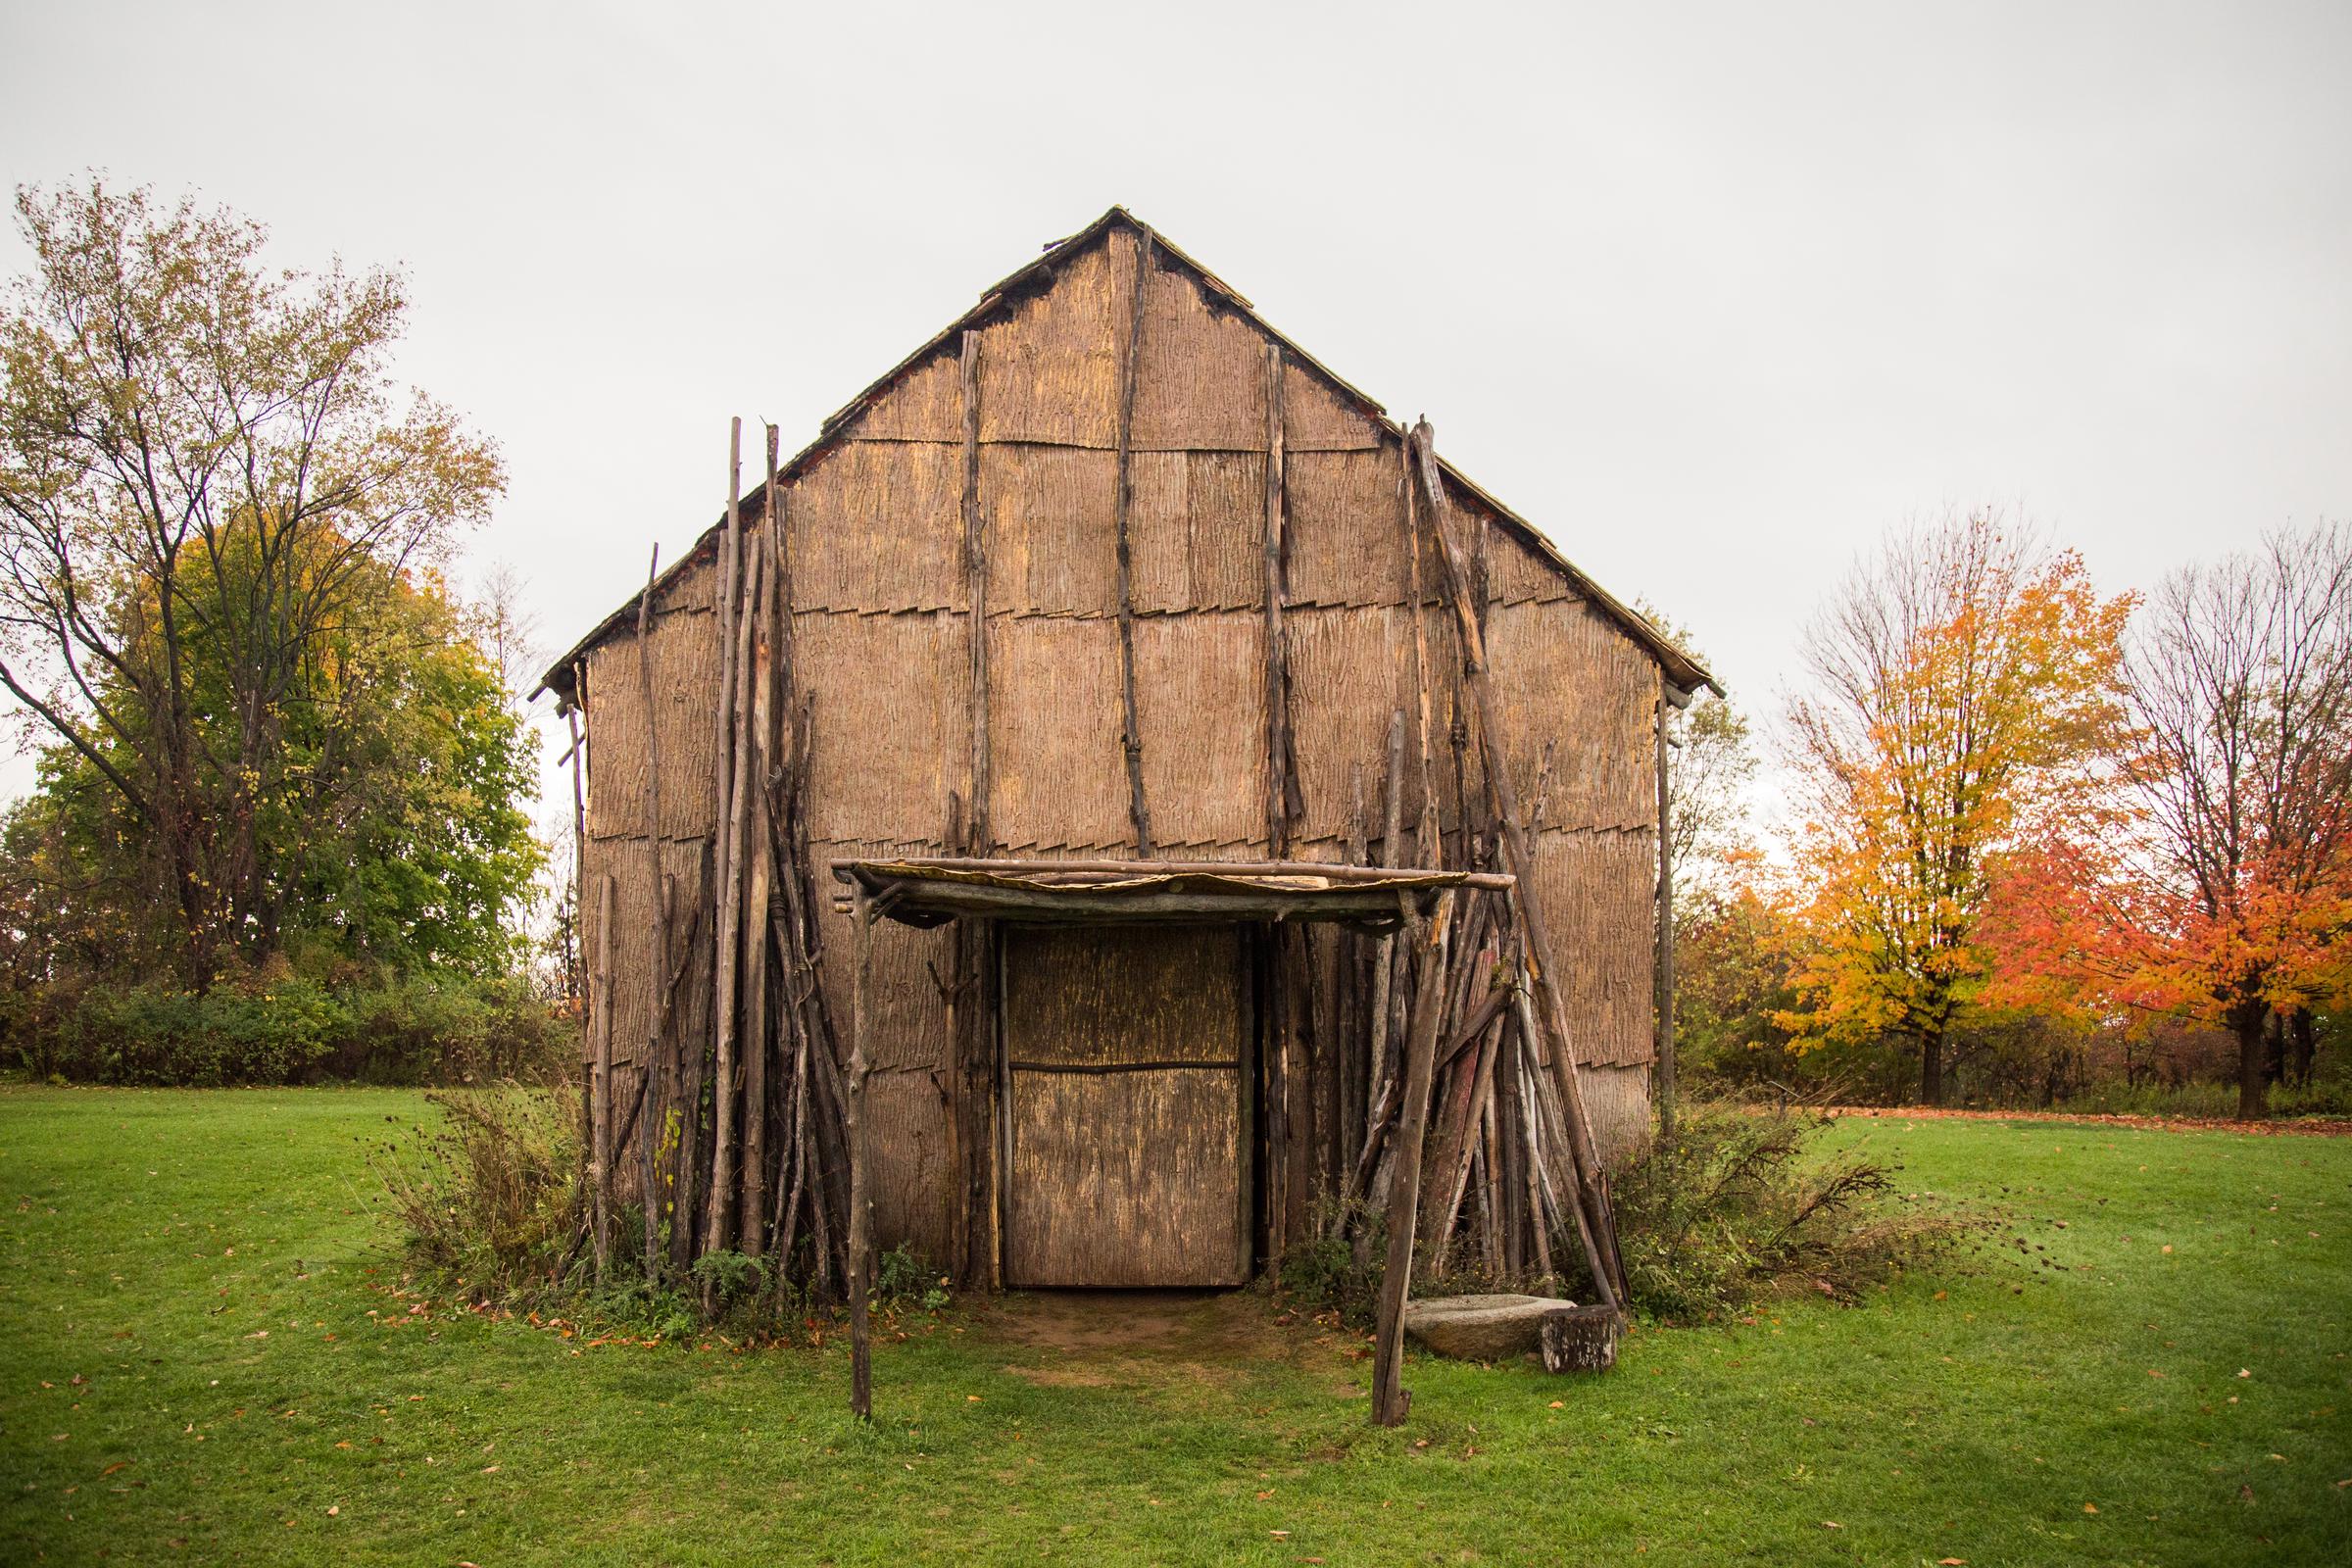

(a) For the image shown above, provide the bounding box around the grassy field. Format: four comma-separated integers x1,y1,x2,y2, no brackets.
1,1086,2345,1565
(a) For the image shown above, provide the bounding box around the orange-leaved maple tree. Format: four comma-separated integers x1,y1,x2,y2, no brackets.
1778,512,2132,1103
1986,524,2352,1118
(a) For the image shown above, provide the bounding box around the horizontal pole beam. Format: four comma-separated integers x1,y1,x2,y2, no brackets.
828,855,1515,891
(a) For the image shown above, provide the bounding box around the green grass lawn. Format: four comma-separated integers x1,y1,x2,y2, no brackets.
1,1086,2346,1566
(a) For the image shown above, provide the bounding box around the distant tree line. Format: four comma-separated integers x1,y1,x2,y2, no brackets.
1660,513,2351,1120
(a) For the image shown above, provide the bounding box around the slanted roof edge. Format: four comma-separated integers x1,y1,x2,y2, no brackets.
537,207,1719,702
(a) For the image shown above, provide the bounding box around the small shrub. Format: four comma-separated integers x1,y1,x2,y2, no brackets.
872,1243,951,1312
1275,1199,1385,1329
374,1083,580,1303
1611,1099,1970,1323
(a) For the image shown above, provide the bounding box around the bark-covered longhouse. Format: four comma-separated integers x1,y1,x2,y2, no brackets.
541,207,1715,1316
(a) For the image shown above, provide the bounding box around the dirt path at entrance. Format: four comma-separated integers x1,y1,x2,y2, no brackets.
973,1289,1365,1391
1828,1104,2352,1138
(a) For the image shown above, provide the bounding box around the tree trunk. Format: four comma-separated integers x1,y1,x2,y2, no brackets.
2287,1009,2317,1090
1919,1026,1944,1106
2233,1004,2269,1121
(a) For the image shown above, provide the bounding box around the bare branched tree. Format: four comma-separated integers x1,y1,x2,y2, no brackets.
2125,522,2352,1118
0,177,503,984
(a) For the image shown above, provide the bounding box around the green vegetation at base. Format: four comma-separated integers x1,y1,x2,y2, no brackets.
1,1085,2346,1565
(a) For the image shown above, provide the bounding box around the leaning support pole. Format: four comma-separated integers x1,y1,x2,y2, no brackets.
846,883,875,1420
1408,420,1627,1301
1371,890,1456,1427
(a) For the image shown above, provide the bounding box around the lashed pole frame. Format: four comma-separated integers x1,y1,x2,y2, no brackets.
1407,421,1626,1299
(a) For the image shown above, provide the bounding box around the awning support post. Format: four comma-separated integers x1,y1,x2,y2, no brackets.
846,881,874,1420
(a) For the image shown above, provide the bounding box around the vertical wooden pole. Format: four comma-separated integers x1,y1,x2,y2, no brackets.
1401,438,1440,870
1365,710,1406,1138
1372,891,1454,1427
1112,228,1154,856
707,543,761,1257
635,547,667,1278
961,329,990,852
1260,342,1295,1251
564,690,591,1212
686,422,743,1262
592,871,616,1285
1655,688,1677,1143
1261,342,1293,857
741,428,782,1253
847,883,875,1420
956,325,996,1289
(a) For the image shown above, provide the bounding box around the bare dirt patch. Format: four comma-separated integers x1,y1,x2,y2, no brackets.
975,1289,1363,1390
1828,1105,2352,1138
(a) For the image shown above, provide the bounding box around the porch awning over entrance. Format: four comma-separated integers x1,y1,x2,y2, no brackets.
828,856,1512,929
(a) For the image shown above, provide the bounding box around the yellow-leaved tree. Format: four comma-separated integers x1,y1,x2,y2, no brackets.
1778,512,2132,1102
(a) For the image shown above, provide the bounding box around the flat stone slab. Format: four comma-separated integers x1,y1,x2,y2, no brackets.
1402,1293,1578,1362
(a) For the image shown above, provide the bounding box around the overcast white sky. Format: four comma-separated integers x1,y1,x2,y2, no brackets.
3,0,2347,828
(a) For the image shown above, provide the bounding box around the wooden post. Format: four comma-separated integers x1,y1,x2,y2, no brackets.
1366,709,1406,1142
1112,229,1154,856
635,546,667,1278
1402,438,1440,869
1261,342,1293,855
741,428,782,1253
1408,421,1626,1299
1372,890,1454,1426
1260,342,1296,1251
706,543,762,1258
685,422,743,1261
846,884,875,1420
591,871,616,1286
956,324,997,1289
1655,688,1677,1143
564,690,591,1220
961,329,990,851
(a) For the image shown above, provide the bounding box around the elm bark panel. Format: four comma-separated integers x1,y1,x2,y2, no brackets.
787,440,964,613
1002,925,1249,1287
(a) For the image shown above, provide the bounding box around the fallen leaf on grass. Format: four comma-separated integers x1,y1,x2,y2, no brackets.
1821,1521,1841,1530
2083,1503,2098,1514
